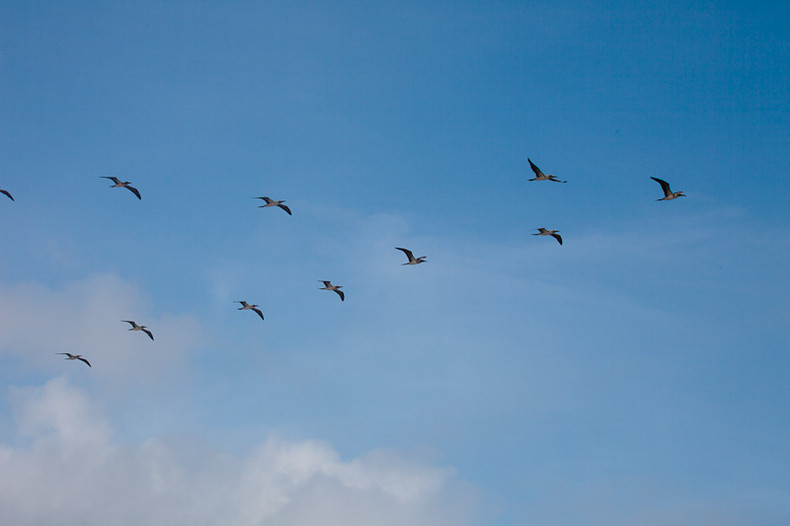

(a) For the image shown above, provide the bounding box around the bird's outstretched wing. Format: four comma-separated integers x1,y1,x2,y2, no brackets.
142,328,154,341
395,247,415,261
277,203,292,215
101,176,121,184
335,289,345,301
528,158,544,177
78,357,92,367
551,233,563,245
0,189,13,201
251,307,265,320
125,185,142,200
651,177,672,196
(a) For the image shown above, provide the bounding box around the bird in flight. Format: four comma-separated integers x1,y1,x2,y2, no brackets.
255,196,291,215
100,176,142,199
56,353,92,367
651,177,685,201
122,320,154,340
0,188,13,201
528,158,567,183
319,280,345,301
533,228,563,245
395,247,427,265
236,300,265,320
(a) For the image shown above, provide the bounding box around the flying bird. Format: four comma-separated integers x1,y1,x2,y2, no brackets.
395,247,427,265
255,196,291,215
651,177,685,201
528,158,567,183
533,228,563,245
56,353,91,367
0,188,13,201
100,176,141,199
236,300,265,320
319,280,345,301
122,320,154,340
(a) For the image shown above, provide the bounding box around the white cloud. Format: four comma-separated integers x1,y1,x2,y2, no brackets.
0,378,479,526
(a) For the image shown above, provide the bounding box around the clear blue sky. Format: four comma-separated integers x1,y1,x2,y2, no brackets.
1,1,789,524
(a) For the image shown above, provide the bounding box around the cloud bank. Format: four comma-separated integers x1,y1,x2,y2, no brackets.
0,378,479,526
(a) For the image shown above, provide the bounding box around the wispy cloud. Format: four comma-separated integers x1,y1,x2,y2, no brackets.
0,273,201,392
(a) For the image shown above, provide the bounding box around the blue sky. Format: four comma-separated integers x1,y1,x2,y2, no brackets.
1,1,789,524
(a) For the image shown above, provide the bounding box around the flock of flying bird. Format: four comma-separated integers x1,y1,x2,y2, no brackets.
1,163,685,368
524,159,685,246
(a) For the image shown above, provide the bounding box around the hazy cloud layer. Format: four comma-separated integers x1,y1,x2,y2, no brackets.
0,377,478,526
0,273,201,390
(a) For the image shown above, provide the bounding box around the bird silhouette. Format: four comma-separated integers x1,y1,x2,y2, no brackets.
651,177,685,201
395,247,427,265
319,281,345,301
528,158,567,183
254,196,291,215
122,320,154,340
101,176,142,199
236,300,265,320
56,353,91,367
533,228,562,245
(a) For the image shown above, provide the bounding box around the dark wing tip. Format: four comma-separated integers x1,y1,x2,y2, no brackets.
395,247,415,260
651,176,669,185
651,177,672,194
527,158,542,175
